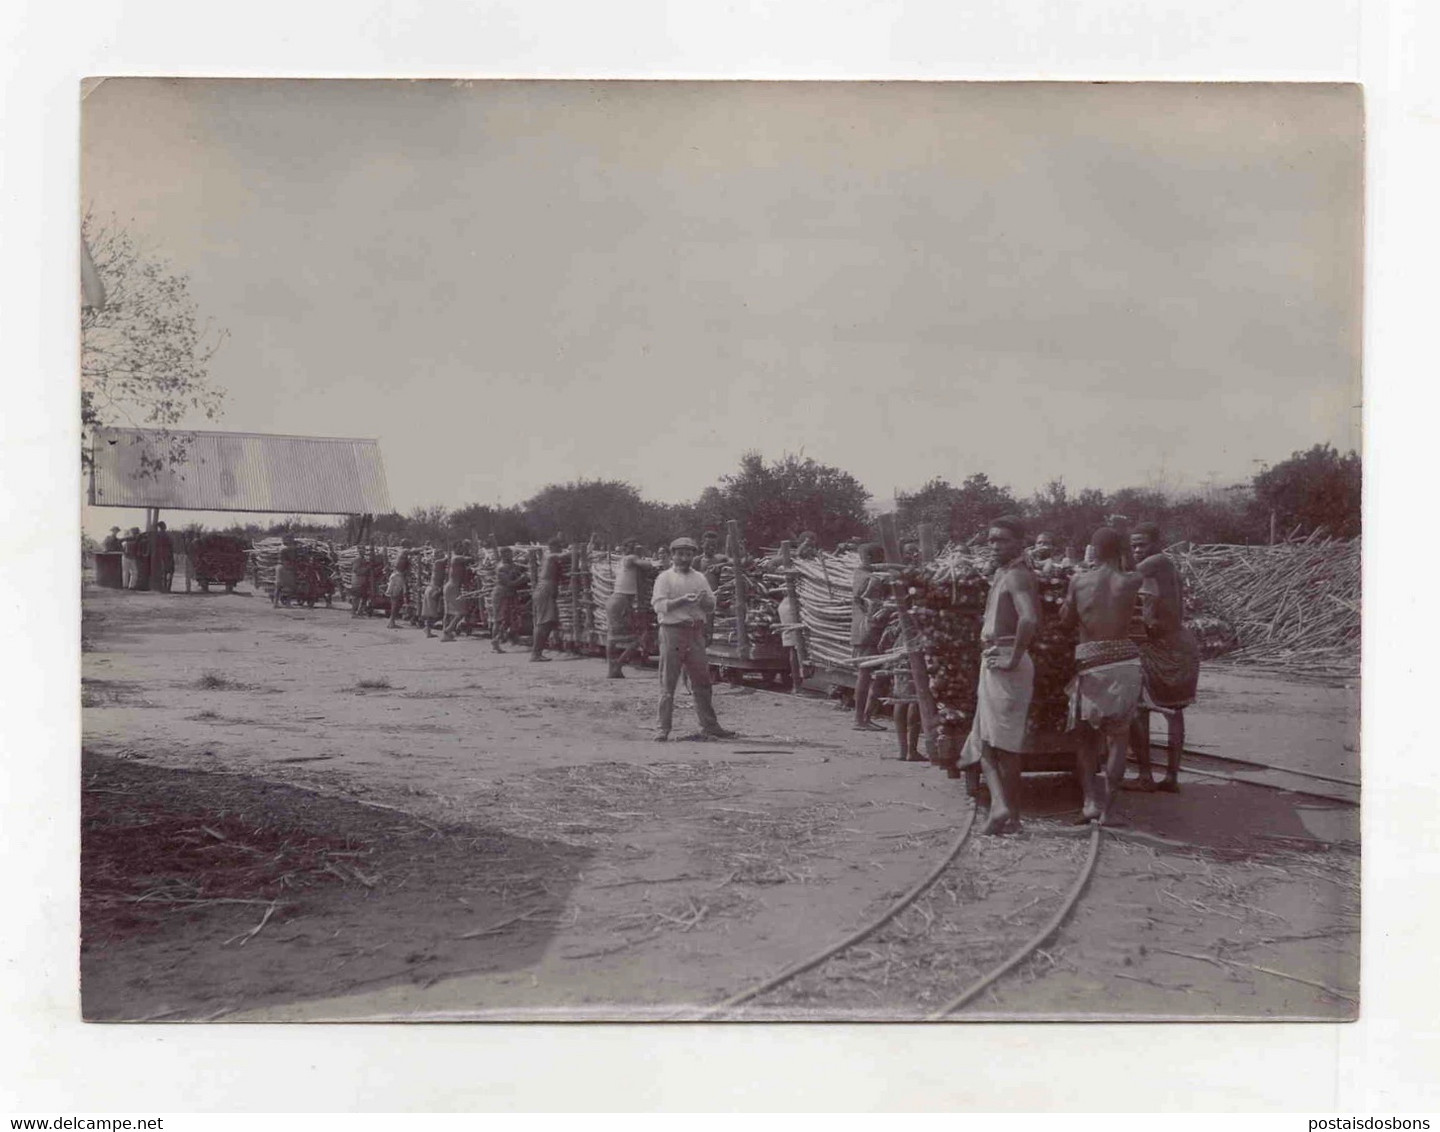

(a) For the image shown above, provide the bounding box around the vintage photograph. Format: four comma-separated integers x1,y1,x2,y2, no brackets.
79,78,1361,1022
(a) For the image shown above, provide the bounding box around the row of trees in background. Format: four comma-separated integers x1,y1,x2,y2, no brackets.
895,443,1360,550
210,443,1360,552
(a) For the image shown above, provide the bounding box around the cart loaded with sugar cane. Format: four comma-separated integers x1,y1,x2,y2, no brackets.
186,533,249,593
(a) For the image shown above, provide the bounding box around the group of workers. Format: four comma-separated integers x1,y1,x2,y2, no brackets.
100,523,175,592
268,516,1201,824
958,516,1201,835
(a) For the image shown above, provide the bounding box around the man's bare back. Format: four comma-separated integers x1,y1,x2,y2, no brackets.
1065,565,1143,642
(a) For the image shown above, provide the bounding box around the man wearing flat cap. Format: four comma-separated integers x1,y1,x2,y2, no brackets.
102,526,123,552
650,536,736,742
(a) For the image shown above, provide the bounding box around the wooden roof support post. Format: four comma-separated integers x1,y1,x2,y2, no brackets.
725,519,750,661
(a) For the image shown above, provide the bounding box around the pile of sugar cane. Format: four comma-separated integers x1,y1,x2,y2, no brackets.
1175,535,1360,676
784,549,861,670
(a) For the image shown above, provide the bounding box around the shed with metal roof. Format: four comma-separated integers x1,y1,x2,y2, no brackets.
88,427,393,515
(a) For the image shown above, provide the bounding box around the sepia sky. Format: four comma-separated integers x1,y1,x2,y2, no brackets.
81,79,1363,529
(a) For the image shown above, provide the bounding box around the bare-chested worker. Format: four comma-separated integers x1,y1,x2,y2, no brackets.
697,529,730,589
1059,527,1146,824
1126,521,1201,793
606,537,653,678
1027,530,1060,573
490,546,527,652
957,516,1041,835
529,537,566,662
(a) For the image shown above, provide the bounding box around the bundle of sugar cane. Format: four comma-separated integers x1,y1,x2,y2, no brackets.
1175,536,1359,675
785,550,860,670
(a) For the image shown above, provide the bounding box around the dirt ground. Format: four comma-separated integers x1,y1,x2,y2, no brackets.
79,585,1360,1022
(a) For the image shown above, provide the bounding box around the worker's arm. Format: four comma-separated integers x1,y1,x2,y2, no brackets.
1058,575,1079,631
996,572,1041,671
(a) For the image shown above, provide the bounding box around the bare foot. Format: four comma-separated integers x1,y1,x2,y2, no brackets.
853,721,885,732
652,732,669,743
1122,776,1158,793
1157,778,1180,793
980,812,1014,836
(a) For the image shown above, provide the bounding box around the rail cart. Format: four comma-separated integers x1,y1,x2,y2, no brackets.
189,533,248,593
704,520,796,688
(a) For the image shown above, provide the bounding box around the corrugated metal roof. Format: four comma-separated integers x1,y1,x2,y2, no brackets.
88,428,394,515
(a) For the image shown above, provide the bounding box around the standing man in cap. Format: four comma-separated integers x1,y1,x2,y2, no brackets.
650,536,735,742
102,526,123,552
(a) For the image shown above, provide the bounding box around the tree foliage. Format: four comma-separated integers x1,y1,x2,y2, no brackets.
696,452,871,550
895,473,1023,545
81,214,228,473
1251,444,1362,539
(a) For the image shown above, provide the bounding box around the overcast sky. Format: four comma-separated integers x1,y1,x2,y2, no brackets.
81,79,1362,533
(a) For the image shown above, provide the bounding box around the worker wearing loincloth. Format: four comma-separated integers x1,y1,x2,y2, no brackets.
1126,521,1201,793
385,540,413,629
490,547,526,652
651,537,735,743
957,516,1040,835
273,534,299,608
606,538,653,678
422,556,444,638
434,545,472,643
529,537,566,661
1059,527,1145,824
851,543,891,732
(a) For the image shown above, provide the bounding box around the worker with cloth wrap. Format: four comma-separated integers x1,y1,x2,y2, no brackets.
957,515,1041,837
1059,527,1146,825
1124,521,1202,793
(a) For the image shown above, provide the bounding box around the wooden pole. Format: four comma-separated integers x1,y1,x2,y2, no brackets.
725,519,749,661
780,539,808,669
144,507,158,591
918,522,937,563
877,513,902,565
569,542,582,649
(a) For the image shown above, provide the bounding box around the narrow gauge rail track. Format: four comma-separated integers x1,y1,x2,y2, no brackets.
676,804,1105,1022
677,735,1354,1021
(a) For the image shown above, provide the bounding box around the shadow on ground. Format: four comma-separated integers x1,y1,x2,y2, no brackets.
81,751,592,1021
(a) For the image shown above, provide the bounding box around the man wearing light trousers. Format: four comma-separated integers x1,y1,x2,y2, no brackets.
650,537,737,743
